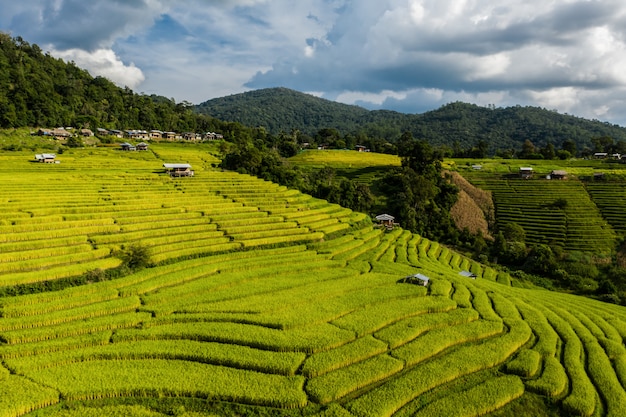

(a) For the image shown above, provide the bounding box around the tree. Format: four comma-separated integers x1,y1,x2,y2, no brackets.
519,139,536,159
541,142,556,160
561,139,577,156
502,223,526,243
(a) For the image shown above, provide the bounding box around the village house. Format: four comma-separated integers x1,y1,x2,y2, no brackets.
204,132,223,140
163,131,182,141
126,130,149,140
400,273,430,286
594,152,608,159
80,129,94,137
34,153,57,163
519,167,533,179
459,270,477,279
150,130,163,139
183,132,201,141
136,142,149,151
163,163,194,177
548,170,568,180
37,128,72,139
120,142,136,151
375,213,396,230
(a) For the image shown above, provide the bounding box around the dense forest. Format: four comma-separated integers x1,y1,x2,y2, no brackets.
0,33,230,135
197,87,626,154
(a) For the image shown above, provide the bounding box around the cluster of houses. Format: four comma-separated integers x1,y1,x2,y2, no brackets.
519,167,569,180
35,127,223,142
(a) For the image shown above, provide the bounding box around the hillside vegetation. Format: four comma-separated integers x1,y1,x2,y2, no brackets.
1,144,626,416
196,87,626,151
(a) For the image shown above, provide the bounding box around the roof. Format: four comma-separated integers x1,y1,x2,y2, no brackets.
163,163,192,169
519,167,533,171
375,214,395,221
459,270,477,278
551,170,567,176
412,273,430,282
35,153,56,159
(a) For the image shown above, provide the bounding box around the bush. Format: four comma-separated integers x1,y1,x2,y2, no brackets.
119,244,152,270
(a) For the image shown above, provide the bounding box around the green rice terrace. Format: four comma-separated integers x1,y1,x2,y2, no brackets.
3,145,626,416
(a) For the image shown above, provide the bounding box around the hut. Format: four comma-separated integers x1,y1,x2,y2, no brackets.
120,142,136,151
136,142,149,151
549,170,568,180
163,163,194,177
34,153,57,163
375,213,396,230
459,270,477,279
399,273,430,286
519,167,533,179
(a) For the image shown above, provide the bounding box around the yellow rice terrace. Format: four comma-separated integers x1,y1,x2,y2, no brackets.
1,144,626,417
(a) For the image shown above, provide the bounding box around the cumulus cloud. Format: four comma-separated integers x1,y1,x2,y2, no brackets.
52,48,145,89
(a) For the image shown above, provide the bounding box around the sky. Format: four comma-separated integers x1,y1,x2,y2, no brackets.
2,0,626,125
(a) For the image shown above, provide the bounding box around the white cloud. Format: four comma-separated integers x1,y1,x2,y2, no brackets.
52,48,145,89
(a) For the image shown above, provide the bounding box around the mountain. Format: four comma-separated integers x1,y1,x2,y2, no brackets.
196,87,626,153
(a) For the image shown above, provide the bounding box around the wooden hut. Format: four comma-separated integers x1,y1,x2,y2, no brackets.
519,167,533,179
163,163,194,177
375,213,396,230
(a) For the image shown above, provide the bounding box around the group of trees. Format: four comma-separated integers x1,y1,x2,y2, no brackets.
198,88,626,155
0,33,227,134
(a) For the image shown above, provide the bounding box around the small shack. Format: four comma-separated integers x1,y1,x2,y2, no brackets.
459,270,477,279
399,273,430,287
375,213,396,230
120,142,136,151
519,167,533,179
548,170,567,180
163,163,194,177
136,142,149,151
34,153,57,163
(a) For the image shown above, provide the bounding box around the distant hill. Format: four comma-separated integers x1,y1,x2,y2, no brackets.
196,87,626,153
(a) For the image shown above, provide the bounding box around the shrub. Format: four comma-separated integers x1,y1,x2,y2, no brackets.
119,244,152,270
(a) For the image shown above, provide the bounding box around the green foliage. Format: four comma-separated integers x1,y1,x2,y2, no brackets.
119,244,152,270
196,88,626,153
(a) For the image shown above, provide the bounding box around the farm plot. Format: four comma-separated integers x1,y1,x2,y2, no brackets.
585,181,626,236
1,146,626,416
467,175,616,256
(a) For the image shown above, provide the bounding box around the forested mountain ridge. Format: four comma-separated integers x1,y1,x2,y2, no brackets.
197,87,626,153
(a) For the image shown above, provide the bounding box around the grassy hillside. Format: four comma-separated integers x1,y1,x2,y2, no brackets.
0,144,626,416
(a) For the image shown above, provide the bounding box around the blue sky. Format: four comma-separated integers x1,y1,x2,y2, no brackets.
3,0,626,125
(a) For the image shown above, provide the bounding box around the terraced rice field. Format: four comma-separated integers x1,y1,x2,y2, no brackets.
465,174,616,257
0,145,626,416
585,182,626,236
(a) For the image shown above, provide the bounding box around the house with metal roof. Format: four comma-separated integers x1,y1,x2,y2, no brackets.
375,213,396,230
120,142,136,151
399,273,430,286
163,163,194,177
459,270,477,279
519,167,533,179
548,170,567,180
34,153,57,163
